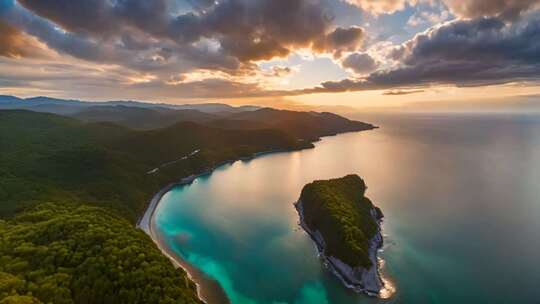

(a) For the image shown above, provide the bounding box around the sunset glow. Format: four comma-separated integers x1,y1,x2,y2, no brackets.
1,0,539,111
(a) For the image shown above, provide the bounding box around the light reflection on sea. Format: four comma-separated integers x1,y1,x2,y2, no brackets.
155,113,540,304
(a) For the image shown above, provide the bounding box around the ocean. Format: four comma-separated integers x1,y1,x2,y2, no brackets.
154,113,540,304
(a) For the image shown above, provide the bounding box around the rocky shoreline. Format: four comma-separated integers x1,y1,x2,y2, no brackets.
294,199,385,296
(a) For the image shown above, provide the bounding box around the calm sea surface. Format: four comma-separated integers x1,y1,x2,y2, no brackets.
154,114,540,304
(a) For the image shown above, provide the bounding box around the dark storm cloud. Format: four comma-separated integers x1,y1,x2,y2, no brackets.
16,0,169,35
383,16,540,83
296,15,540,94
16,0,115,35
9,0,364,68
171,0,338,61
2,3,242,75
3,5,121,62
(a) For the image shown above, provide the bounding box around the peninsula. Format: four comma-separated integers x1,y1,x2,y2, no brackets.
296,174,384,296
0,101,375,304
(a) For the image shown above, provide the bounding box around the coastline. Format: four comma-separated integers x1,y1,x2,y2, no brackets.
294,199,385,297
136,173,217,303
137,127,379,304
136,148,305,304
137,172,231,304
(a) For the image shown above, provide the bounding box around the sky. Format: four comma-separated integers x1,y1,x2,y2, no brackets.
1,0,540,111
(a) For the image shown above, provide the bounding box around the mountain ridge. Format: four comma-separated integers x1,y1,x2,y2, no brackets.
0,95,261,114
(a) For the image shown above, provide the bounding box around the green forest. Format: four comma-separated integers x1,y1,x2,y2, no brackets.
0,110,318,303
300,174,383,269
0,203,201,304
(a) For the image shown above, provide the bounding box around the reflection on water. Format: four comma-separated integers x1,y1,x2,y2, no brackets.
155,113,540,304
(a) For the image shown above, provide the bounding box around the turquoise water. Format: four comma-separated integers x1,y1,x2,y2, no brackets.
154,114,540,304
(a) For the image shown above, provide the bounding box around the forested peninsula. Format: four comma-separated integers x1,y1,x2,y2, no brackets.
0,101,375,304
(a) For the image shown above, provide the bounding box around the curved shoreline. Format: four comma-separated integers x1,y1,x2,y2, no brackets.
136,149,299,304
137,128,379,304
137,172,231,304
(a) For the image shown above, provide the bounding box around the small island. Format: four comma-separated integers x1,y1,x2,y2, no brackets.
295,174,384,296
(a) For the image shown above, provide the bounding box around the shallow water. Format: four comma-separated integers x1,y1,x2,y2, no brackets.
154,113,540,304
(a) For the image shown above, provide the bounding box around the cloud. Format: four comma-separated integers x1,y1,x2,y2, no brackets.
3,5,130,62
178,0,321,62
173,0,366,61
444,0,540,20
271,66,293,77
4,0,369,81
407,10,450,27
395,94,540,113
313,26,365,57
392,16,540,69
12,0,356,64
296,15,540,94
382,89,424,95
2,0,540,100
2,2,248,79
0,55,275,100
341,52,378,74
345,0,540,20
150,78,269,98
0,20,40,58
344,0,412,15
0,56,133,98
16,0,169,36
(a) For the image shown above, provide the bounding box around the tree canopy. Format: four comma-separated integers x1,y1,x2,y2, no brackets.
300,174,382,268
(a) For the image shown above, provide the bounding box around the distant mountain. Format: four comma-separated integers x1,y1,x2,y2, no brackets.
0,95,23,104
0,96,95,114
73,105,218,130
0,95,261,115
227,108,376,140
168,103,261,114
0,95,376,139
76,106,376,138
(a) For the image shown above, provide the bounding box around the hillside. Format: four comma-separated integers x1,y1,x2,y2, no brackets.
228,108,376,141
0,110,309,220
0,96,376,136
0,111,208,303
0,110,315,303
0,203,202,304
73,107,376,138
0,109,373,303
72,106,217,130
